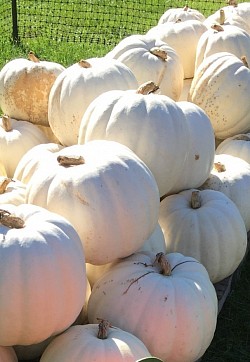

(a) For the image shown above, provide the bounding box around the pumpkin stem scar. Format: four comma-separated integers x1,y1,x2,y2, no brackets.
57,155,85,166
122,271,156,294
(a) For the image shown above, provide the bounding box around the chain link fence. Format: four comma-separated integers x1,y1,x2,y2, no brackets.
1,0,233,45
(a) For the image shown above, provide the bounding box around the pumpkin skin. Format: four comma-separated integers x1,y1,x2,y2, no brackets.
88,251,218,362
147,19,208,79
25,140,160,265
158,5,205,24
86,222,167,288
0,346,18,362
194,24,250,71
105,34,184,100
0,203,87,346
0,53,65,126
14,142,64,184
215,133,250,164
159,189,247,283
0,115,49,177
40,323,151,362
188,52,250,139
78,87,190,197
48,57,138,146
199,153,250,232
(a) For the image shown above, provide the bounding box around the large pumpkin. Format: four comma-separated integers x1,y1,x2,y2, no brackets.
78,84,214,198
25,140,160,265
0,52,65,126
0,203,86,346
88,251,218,362
48,57,138,146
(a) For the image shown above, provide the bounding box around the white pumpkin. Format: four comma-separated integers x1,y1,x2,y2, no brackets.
216,133,250,164
158,5,205,24
0,52,65,126
105,34,184,100
199,153,250,231
48,57,138,146
194,24,250,71
146,19,208,79
159,189,247,283
88,251,218,362
204,8,250,33
40,321,151,362
189,52,250,139
0,115,49,177
25,140,160,265
0,203,86,346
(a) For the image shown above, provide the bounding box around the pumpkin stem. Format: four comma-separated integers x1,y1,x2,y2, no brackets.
175,18,182,23
183,4,189,11
214,162,226,172
0,177,13,194
191,190,202,209
0,209,25,229
154,252,172,276
150,47,168,61
136,81,159,95
78,59,92,68
57,155,85,166
219,9,225,24
227,0,238,7
2,115,12,132
97,318,112,339
28,51,40,63
211,24,224,32
241,56,249,68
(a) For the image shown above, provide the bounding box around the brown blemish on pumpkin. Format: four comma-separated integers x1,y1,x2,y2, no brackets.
6,68,57,125
195,154,199,160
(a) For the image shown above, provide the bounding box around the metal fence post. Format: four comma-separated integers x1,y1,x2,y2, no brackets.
11,0,19,43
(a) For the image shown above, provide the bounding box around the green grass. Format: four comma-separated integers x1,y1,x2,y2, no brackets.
1,1,250,361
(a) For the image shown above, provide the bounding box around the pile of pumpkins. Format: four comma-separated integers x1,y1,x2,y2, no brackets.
0,1,250,361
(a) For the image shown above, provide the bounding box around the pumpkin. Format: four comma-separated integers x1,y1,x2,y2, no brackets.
0,115,49,177
158,5,205,24
0,203,86,346
79,83,214,198
40,320,151,362
216,133,250,163
14,142,64,184
194,23,250,71
146,19,208,79
159,189,247,283
0,346,17,362
199,153,250,231
25,140,160,265
204,8,250,33
0,176,26,205
48,57,138,146
188,52,250,139
88,251,218,362
105,34,184,100
0,52,65,126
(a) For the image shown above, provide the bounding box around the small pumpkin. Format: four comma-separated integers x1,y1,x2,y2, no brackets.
158,5,205,24
216,133,250,164
88,251,218,362
0,176,26,205
40,320,151,362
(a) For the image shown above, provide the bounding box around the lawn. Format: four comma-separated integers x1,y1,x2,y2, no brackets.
0,1,250,361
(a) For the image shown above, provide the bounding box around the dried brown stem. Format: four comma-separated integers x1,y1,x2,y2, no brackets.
57,155,85,166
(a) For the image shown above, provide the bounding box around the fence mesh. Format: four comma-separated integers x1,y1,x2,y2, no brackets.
0,0,243,45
